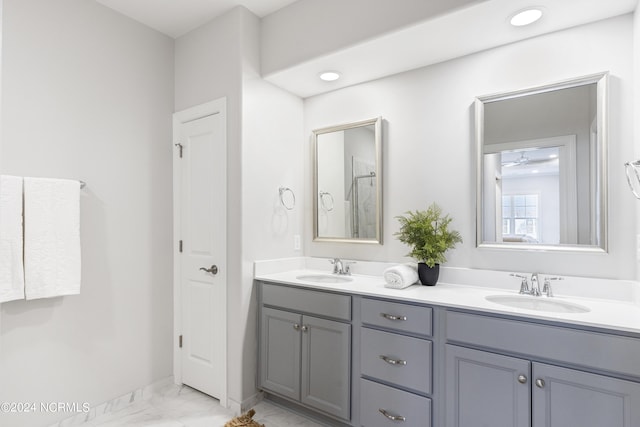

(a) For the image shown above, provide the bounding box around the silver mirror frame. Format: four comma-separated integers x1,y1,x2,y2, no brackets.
475,72,609,253
313,117,383,244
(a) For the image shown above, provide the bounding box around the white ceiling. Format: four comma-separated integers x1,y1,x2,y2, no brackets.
263,0,638,97
95,0,637,98
95,0,299,38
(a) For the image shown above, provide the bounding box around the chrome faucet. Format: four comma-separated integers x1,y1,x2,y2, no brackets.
511,273,563,297
329,258,355,275
530,273,541,296
330,258,344,274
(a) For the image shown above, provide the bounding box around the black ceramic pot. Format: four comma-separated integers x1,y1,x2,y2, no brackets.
418,263,440,286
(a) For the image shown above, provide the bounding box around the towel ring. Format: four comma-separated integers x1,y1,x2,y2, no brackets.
279,187,295,210
625,161,640,200
319,191,334,211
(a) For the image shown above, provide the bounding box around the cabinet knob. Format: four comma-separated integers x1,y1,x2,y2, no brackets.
293,324,300,331
517,374,528,384
301,325,308,333
535,378,545,388
379,408,406,422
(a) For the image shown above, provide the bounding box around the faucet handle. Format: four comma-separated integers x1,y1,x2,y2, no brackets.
344,261,356,275
510,273,530,294
542,276,564,297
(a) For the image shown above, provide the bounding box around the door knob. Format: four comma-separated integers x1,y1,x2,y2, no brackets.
199,265,218,275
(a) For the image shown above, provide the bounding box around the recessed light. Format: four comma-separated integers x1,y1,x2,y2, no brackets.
510,8,543,27
319,71,341,82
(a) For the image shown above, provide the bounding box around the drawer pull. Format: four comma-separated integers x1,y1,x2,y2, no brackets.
379,355,407,366
381,313,407,321
379,408,406,422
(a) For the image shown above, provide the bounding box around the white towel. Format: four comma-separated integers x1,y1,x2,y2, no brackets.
383,264,418,289
24,177,81,300
0,175,25,303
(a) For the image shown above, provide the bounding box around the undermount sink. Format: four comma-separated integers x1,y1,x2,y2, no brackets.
296,274,354,284
485,294,590,314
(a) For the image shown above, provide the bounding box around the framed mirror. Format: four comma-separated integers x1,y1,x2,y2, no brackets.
475,73,608,252
313,117,382,244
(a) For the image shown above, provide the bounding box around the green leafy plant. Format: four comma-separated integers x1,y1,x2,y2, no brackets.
395,203,463,268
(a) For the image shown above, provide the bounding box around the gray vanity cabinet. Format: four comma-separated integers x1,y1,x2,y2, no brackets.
300,314,351,418
532,362,640,427
445,310,640,427
359,298,434,427
258,282,352,421
260,307,302,400
445,345,531,427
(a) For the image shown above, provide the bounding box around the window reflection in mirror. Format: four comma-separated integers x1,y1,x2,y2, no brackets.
313,117,382,244
476,73,608,251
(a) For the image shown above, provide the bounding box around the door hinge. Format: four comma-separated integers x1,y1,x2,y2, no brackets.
179,240,183,253
179,335,183,348
174,143,183,158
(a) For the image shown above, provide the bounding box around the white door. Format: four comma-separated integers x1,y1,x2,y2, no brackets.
174,100,227,403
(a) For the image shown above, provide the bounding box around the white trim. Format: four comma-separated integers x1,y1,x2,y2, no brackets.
48,377,175,427
172,98,228,407
227,392,264,416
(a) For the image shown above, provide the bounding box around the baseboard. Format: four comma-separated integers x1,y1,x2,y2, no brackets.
47,376,174,427
227,391,264,415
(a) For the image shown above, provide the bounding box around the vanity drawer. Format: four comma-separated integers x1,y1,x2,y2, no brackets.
446,310,640,378
261,283,351,321
361,327,432,394
361,298,432,337
360,378,431,427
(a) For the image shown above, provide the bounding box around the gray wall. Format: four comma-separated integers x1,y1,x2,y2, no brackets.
304,15,636,279
0,0,175,426
175,5,305,407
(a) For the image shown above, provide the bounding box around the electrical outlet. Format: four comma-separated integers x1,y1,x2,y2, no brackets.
294,234,301,251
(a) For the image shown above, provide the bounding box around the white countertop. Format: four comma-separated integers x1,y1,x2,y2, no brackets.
255,262,640,335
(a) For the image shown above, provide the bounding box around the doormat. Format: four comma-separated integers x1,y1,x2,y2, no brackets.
224,409,265,427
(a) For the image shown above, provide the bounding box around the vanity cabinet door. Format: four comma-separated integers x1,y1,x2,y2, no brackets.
301,315,351,421
532,363,640,427
445,345,531,427
260,307,302,401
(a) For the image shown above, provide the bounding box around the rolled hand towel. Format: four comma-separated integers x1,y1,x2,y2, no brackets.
383,264,418,289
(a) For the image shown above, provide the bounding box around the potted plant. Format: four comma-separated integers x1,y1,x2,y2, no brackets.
395,203,462,286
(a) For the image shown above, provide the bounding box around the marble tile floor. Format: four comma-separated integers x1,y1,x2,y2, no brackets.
79,384,326,427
